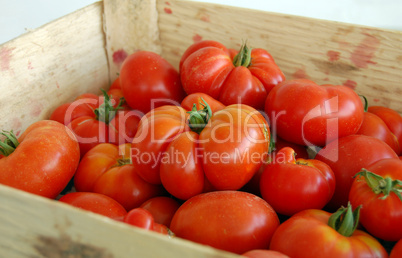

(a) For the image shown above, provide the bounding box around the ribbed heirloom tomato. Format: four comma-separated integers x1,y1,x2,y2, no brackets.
180,40,285,110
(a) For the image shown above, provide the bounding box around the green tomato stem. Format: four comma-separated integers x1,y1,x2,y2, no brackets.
354,169,402,201
0,130,19,156
328,202,360,237
94,89,125,124
187,97,212,134
233,42,252,68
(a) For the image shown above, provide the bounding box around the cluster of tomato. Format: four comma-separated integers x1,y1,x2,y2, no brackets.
1,39,402,257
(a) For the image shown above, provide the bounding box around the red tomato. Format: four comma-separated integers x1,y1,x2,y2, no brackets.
124,208,154,230
260,147,335,216
315,134,398,211
242,249,290,258
59,192,127,220
349,158,402,241
356,111,400,154
74,143,165,210
119,51,186,114
180,40,285,110
170,191,280,254
265,79,364,147
140,197,180,228
180,92,225,113
0,120,80,199
269,206,388,257
368,105,402,155
133,100,269,196
391,239,402,258
151,223,170,235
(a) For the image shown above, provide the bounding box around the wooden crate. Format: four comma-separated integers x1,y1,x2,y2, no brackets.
0,0,401,257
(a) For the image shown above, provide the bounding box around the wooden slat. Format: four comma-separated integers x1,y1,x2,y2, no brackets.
0,184,238,258
103,0,162,82
0,2,109,135
156,0,402,113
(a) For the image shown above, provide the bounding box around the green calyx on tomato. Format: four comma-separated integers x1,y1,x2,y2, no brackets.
0,130,19,157
187,97,212,134
233,43,252,68
354,169,402,201
94,89,125,125
328,202,361,237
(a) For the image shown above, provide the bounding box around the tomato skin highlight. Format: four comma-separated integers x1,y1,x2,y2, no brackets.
269,209,388,258
0,120,80,199
170,191,280,254
349,158,402,241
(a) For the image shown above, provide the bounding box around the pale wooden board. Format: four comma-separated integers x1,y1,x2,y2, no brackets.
0,2,109,136
103,0,162,82
0,184,238,258
156,0,402,113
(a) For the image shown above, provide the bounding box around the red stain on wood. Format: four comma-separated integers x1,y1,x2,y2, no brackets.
373,98,380,102
0,47,15,71
112,49,128,66
200,14,210,22
292,67,309,79
165,1,171,5
193,34,203,43
343,79,357,90
28,61,34,70
164,7,172,14
350,34,380,68
327,50,340,61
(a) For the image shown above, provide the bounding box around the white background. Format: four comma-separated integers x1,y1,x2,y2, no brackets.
1,0,402,44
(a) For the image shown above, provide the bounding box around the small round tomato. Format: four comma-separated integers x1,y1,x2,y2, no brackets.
140,196,181,227
170,191,280,254
242,249,290,258
120,51,186,114
124,208,154,230
349,158,402,241
58,192,127,220
260,147,335,216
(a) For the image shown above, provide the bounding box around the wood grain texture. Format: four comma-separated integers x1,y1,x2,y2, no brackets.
156,0,402,113
103,0,162,82
0,2,109,135
0,184,238,258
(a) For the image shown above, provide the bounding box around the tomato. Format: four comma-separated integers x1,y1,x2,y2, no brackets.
265,79,364,147
180,40,285,110
119,51,186,114
151,223,170,235
391,239,402,258
242,135,309,196
140,196,181,228
132,99,269,196
242,249,290,258
357,109,400,154
269,205,388,257
315,134,398,211
58,192,127,220
368,105,402,155
74,143,165,210
0,120,80,199
170,191,280,254
349,158,402,241
180,92,225,113
260,147,335,216
124,208,154,230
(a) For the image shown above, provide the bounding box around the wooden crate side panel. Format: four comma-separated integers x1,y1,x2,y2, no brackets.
0,184,238,258
0,2,109,135
156,0,402,113
103,0,162,82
